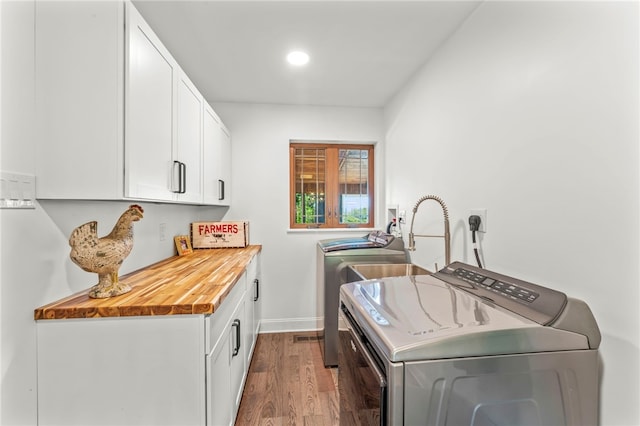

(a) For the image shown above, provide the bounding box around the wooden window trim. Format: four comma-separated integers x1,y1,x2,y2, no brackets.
289,142,375,229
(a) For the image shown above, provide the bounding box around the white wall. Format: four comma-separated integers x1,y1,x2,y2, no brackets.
0,2,227,423
1,2,37,423
2,1,638,425
212,102,385,332
384,2,639,425
0,1,4,422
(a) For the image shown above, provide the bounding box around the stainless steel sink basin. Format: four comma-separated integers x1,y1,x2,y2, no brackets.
348,263,431,281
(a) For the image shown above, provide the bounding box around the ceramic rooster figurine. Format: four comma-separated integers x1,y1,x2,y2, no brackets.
69,205,144,298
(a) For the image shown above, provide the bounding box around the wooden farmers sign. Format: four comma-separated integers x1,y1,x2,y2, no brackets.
191,221,249,248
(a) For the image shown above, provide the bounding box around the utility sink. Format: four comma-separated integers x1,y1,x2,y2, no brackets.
347,263,431,282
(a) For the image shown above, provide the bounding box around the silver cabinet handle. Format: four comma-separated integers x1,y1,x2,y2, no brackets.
218,179,225,200
172,161,181,193
253,278,259,302
179,162,186,193
172,161,187,193
231,319,241,356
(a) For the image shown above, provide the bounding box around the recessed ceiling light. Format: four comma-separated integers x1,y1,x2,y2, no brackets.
287,51,309,66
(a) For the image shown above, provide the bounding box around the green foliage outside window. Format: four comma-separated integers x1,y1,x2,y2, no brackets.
295,193,325,224
342,207,368,223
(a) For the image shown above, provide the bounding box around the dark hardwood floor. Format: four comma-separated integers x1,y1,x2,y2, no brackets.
235,332,339,426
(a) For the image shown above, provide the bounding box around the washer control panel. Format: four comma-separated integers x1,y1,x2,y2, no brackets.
453,268,540,303
435,261,567,325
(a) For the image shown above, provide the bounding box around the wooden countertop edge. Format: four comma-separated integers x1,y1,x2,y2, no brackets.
34,245,262,320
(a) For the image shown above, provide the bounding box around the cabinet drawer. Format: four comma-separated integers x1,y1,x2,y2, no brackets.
205,274,247,353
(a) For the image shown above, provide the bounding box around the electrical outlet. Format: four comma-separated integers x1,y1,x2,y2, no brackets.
398,210,406,224
470,209,487,233
0,171,36,209
159,223,167,241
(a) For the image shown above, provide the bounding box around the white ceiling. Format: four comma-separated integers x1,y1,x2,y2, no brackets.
132,0,481,108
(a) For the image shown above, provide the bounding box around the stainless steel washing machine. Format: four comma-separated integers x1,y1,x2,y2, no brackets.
316,231,408,367
339,261,601,425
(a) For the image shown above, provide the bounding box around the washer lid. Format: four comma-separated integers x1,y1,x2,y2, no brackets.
319,237,380,252
318,231,398,252
340,275,590,362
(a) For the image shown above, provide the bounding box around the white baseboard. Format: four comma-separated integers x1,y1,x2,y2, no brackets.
258,317,322,334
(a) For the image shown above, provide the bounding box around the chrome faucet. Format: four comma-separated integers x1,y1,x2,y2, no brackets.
408,195,451,266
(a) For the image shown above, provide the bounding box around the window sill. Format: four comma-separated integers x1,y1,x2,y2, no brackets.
287,227,377,234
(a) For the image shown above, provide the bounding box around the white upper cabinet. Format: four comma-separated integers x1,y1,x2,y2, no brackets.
124,3,177,201
175,72,204,203
219,124,232,206
35,1,125,200
203,104,231,206
203,105,220,205
35,0,227,206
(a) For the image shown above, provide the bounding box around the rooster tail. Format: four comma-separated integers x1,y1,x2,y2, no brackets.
69,221,98,247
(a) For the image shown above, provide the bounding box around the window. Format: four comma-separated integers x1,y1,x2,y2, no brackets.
289,142,374,229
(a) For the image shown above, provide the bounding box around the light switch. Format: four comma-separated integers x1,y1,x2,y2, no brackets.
0,171,36,209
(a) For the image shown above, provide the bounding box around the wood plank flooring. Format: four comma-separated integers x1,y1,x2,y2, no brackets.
235,332,339,426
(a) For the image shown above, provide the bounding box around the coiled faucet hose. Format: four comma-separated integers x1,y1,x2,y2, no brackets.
412,195,449,220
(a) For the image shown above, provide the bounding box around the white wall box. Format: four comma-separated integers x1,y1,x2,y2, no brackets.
35,1,226,205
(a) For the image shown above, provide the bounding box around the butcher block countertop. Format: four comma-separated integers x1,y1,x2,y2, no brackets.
34,245,261,320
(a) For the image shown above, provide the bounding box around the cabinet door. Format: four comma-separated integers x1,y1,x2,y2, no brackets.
230,301,246,416
207,331,232,426
245,276,256,367
245,255,260,365
218,124,232,205
254,272,261,340
38,316,205,426
35,1,124,200
176,72,204,203
203,104,223,205
125,2,177,201
207,299,246,425
252,253,262,341
203,104,231,206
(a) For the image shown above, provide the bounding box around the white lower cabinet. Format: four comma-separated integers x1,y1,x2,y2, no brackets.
245,254,261,367
207,328,233,426
205,251,262,426
37,254,261,426
230,301,247,413
206,301,245,426
205,270,248,426
37,315,206,426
